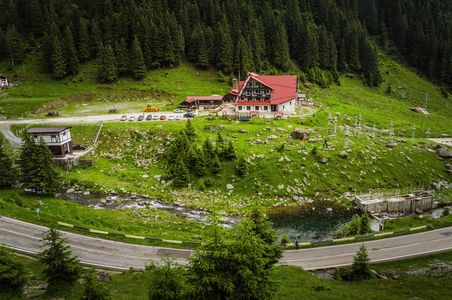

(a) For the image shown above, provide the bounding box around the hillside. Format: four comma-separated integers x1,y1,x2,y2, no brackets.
3,52,451,213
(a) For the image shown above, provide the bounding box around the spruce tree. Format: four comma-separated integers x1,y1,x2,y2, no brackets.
19,134,40,192
51,34,67,79
211,153,221,175
114,38,129,75
172,155,190,188
5,25,24,67
39,228,81,285
197,30,209,69
351,244,373,280
64,27,80,76
130,35,146,79
36,139,60,195
0,248,27,293
236,157,249,177
360,213,371,234
216,20,233,74
77,18,90,63
184,119,196,142
0,137,15,187
98,44,118,83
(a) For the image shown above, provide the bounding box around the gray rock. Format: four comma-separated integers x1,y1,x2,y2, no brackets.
291,128,313,140
226,184,234,190
437,147,452,158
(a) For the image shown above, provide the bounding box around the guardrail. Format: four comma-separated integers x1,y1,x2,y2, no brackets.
59,221,430,249
58,222,202,246
285,225,430,248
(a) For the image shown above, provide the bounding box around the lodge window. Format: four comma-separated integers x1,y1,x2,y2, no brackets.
238,106,242,111
255,106,259,111
264,106,268,111
247,106,251,111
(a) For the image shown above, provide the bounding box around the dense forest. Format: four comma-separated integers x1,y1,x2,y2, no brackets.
0,0,450,88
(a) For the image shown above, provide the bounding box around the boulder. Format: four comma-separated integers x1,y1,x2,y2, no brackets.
291,128,313,140
338,151,349,158
226,184,234,190
437,147,452,158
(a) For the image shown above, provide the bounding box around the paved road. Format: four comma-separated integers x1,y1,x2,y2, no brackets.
0,112,204,145
1,216,452,270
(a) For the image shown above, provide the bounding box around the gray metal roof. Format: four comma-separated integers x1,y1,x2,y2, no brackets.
27,127,71,134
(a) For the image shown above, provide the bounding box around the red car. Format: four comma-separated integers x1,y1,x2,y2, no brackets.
160,115,167,120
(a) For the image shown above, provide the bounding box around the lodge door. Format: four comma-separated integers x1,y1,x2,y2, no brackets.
271,105,277,112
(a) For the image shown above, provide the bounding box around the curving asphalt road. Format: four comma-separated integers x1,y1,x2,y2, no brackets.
1,216,452,271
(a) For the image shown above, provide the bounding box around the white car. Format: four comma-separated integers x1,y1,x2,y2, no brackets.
175,115,182,121
174,109,184,113
128,116,136,121
120,115,127,121
168,115,175,120
152,115,159,120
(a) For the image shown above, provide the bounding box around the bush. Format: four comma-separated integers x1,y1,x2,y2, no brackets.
442,208,450,217
280,234,290,246
0,248,28,292
148,259,186,300
82,270,111,300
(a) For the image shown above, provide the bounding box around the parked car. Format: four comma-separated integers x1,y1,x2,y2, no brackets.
137,114,144,121
174,109,184,113
152,115,159,120
160,115,167,120
168,115,175,120
183,112,196,118
146,115,153,121
120,115,127,121
128,116,136,121
175,115,182,121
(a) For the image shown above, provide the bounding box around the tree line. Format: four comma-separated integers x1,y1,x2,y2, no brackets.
0,0,387,87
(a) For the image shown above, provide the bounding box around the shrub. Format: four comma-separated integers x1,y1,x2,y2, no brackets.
148,259,186,300
0,248,28,292
81,270,111,300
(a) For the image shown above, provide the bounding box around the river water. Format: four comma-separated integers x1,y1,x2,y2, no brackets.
59,193,366,241
268,202,359,242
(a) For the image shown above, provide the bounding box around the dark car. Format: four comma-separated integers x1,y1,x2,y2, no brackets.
146,114,153,121
183,112,196,118
137,114,144,121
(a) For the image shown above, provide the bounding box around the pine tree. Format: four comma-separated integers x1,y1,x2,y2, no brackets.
19,134,38,192
51,34,67,79
360,213,371,234
130,35,146,80
77,18,90,63
5,25,24,67
172,155,190,188
236,157,249,177
184,119,196,142
114,38,129,75
272,23,291,72
42,32,53,73
64,27,80,76
359,37,381,86
351,244,373,280
35,139,60,195
223,141,237,161
0,137,15,187
39,228,81,285
97,44,118,83
0,248,27,293
216,20,233,74
197,29,209,68
211,153,221,175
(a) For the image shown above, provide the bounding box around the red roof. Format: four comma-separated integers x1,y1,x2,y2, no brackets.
234,73,297,105
184,95,223,103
